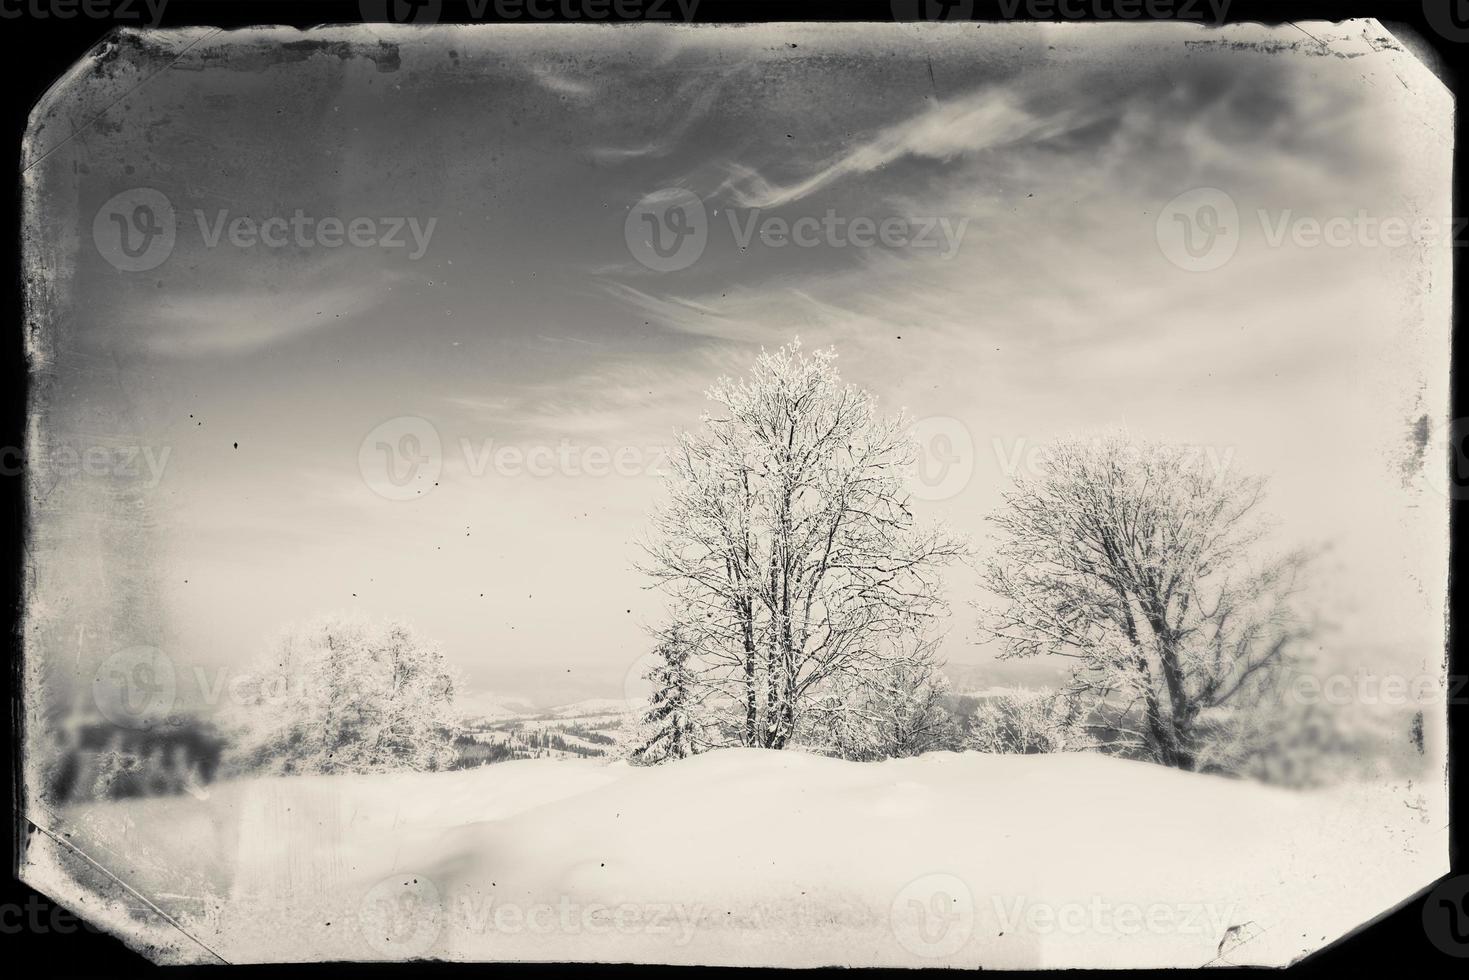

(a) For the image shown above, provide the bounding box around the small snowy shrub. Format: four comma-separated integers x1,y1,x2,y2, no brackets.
799,654,961,761
966,688,1091,755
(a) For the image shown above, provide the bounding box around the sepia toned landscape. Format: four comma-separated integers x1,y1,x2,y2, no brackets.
19,18,1452,968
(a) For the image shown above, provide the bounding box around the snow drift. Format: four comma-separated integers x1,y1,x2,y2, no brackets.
30,748,1445,967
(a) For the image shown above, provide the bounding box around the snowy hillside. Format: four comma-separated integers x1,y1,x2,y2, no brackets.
455,691,539,724
38,749,1443,967
547,698,638,719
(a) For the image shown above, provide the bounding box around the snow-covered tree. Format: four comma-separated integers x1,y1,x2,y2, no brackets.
630,627,703,764
1189,652,1359,787
979,433,1312,771
227,615,461,775
801,639,959,760
965,688,1091,755
641,340,965,749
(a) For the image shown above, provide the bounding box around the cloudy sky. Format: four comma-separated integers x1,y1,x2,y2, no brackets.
28,21,1450,709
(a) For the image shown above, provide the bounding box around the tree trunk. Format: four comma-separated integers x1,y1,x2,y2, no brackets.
764,642,781,748
731,587,758,747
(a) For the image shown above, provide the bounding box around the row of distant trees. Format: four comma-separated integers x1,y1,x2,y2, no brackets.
628,340,1327,783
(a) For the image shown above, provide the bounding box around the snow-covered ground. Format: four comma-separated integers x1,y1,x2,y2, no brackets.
34,749,1445,967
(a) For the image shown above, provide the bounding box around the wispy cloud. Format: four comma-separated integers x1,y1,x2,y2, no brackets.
134,276,396,358
717,88,1097,209
589,74,731,166
529,65,596,99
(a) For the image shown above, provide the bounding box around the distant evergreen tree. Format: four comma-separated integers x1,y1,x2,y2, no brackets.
632,629,699,764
